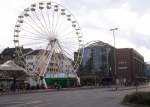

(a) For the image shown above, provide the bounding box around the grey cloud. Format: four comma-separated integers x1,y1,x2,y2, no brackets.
125,32,150,49
63,0,127,11
63,0,150,50
128,0,150,14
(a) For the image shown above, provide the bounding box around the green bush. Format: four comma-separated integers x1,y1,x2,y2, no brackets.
123,92,150,106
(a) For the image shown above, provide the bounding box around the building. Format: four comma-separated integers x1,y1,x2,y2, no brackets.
145,63,150,77
0,48,77,88
77,41,115,86
25,50,77,87
0,47,32,64
116,48,145,85
0,47,16,64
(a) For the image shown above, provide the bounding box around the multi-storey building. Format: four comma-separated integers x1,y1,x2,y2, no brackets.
0,47,32,64
116,48,145,85
26,50,74,77
77,41,115,85
25,50,76,87
0,48,76,87
145,63,150,78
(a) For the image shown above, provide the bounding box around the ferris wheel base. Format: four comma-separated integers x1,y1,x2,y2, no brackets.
26,76,48,89
27,75,80,88
42,78,48,89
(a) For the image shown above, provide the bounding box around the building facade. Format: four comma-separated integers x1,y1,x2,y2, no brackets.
116,48,145,85
25,50,76,87
145,63,150,77
77,41,115,85
26,50,74,77
0,47,32,65
0,48,76,87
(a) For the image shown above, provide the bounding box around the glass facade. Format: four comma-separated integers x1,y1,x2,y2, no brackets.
77,41,115,85
81,43,113,75
145,64,150,76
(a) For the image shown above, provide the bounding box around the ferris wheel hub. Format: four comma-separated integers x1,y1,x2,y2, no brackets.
48,33,58,42
49,38,58,45
14,1,84,88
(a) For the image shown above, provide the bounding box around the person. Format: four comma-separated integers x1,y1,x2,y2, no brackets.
54,82,57,89
0,83,4,92
10,83,16,92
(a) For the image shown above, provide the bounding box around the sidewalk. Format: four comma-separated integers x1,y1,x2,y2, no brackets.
109,84,150,91
0,88,56,96
0,85,150,96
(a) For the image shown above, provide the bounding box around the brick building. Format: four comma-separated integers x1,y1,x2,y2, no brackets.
116,48,145,85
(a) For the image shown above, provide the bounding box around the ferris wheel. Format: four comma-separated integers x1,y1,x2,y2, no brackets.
13,1,84,87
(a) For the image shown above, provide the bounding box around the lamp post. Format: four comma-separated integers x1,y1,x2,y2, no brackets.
110,28,118,91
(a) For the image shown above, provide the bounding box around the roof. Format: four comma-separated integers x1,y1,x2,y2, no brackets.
1,48,16,56
117,48,144,59
1,47,32,56
0,60,28,78
26,49,42,55
0,60,25,71
85,40,113,48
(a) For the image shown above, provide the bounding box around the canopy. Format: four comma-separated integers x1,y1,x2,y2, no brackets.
0,60,28,78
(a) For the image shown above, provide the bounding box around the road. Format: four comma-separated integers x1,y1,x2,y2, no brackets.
0,87,146,107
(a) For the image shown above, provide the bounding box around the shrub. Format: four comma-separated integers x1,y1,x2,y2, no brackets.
123,92,150,106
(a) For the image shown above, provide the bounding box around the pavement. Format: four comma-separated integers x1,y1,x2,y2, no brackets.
0,86,149,107
0,85,149,95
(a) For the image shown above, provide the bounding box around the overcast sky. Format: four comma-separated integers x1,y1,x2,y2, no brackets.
0,0,150,62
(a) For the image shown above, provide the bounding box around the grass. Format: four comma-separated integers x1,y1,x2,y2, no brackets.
122,92,150,106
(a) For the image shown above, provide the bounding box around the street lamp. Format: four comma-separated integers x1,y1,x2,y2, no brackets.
110,28,118,91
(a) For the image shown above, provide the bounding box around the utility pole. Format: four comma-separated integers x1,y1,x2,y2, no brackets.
110,28,118,91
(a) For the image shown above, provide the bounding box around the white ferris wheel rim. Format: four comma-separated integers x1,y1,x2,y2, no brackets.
13,1,84,72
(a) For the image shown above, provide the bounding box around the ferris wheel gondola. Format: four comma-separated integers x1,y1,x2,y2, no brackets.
14,1,84,88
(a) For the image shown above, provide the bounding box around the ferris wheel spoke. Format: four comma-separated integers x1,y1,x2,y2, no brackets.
57,23,73,36
20,34,48,40
32,11,49,35
46,9,52,33
61,36,79,39
59,30,75,39
19,35,48,41
61,48,73,59
27,14,48,35
53,10,61,34
59,40,78,47
64,48,74,56
40,9,51,34
47,9,55,33
60,36,79,42
22,20,47,37
22,41,48,47
60,43,76,54
51,9,55,33
20,27,48,39
63,45,77,52
57,47,71,63
55,43,72,59
54,16,66,34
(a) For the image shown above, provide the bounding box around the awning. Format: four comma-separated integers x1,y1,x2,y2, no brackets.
0,60,28,78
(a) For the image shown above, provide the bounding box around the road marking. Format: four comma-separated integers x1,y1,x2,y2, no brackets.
0,102,23,104
7,100,41,107
33,103,52,107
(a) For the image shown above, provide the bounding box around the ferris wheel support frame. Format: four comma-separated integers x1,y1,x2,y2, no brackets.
13,1,84,88
35,39,58,88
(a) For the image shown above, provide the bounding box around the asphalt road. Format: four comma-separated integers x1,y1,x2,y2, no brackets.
0,88,142,107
